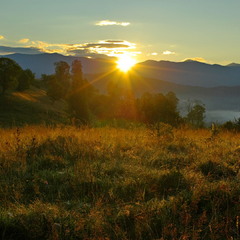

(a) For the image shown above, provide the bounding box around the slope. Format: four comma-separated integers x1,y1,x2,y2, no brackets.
0,87,68,127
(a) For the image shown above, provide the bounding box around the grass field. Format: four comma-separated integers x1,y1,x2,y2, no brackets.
0,125,239,239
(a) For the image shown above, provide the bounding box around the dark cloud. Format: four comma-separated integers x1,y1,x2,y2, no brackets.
67,49,113,59
67,41,132,58
0,46,43,54
105,40,125,43
84,43,130,49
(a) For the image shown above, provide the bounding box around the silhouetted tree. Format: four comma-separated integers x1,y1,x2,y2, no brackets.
105,78,138,120
164,92,181,125
54,61,70,95
138,92,181,126
17,69,35,91
46,61,70,102
186,102,205,128
47,78,66,103
67,60,90,124
0,58,22,94
137,92,154,122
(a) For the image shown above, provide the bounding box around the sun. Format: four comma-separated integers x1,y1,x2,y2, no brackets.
117,55,136,72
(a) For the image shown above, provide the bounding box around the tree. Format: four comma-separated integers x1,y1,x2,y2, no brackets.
138,91,181,126
0,58,22,94
46,61,70,102
17,69,35,91
186,101,205,128
47,78,66,103
106,78,137,120
164,92,181,125
54,61,70,94
67,60,90,124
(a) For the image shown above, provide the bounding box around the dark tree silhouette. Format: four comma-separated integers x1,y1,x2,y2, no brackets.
17,69,35,91
138,92,181,126
0,58,22,94
46,61,70,102
67,60,90,124
54,61,70,95
186,102,205,128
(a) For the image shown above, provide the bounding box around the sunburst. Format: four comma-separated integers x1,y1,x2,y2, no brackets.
117,55,136,72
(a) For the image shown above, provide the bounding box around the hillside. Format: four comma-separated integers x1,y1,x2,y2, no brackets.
0,87,68,127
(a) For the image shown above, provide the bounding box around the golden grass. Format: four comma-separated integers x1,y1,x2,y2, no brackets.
0,125,239,239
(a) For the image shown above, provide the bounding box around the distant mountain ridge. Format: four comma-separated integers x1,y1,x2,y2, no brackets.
1,53,116,77
134,60,240,87
2,53,240,87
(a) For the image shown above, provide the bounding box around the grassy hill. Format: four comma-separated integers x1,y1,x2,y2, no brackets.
0,125,239,239
0,87,69,127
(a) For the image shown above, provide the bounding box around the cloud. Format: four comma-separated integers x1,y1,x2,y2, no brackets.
163,50,175,55
26,40,72,54
105,40,125,43
0,35,5,40
84,43,130,49
183,57,208,63
151,52,158,56
95,20,130,27
67,40,137,58
19,38,30,44
0,38,139,59
0,46,43,55
66,49,113,59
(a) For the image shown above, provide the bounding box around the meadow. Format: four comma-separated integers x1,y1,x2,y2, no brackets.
0,124,239,240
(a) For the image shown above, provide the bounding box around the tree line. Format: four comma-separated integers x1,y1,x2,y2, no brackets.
0,57,206,127
42,60,205,127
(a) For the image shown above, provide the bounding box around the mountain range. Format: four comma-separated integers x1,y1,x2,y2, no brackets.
1,53,240,122
3,53,240,88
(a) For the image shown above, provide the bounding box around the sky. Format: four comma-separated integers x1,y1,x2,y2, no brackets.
0,0,240,64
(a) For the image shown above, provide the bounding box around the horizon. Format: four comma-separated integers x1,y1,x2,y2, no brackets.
1,51,239,67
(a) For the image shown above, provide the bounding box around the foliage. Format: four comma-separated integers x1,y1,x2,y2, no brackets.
46,62,71,102
44,60,94,124
138,91,181,126
17,69,35,92
67,60,91,124
185,101,206,128
47,77,66,103
221,117,240,132
0,58,22,94
0,126,239,239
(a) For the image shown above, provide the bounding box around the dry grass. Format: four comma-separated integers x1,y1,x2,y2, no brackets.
0,125,239,239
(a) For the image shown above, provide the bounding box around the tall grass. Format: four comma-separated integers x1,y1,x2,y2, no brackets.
0,125,239,239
